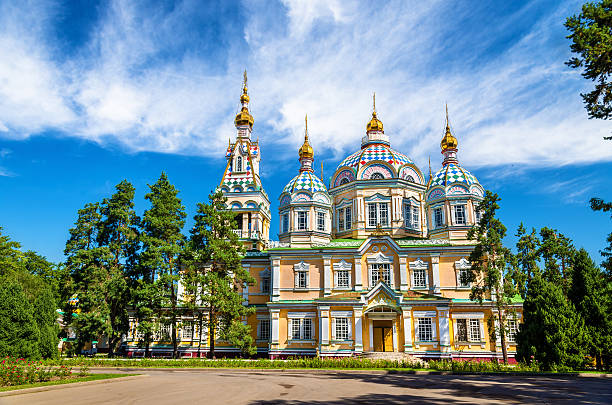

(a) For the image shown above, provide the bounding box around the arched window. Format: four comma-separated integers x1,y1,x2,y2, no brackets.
371,173,384,180
236,156,243,172
340,178,350,185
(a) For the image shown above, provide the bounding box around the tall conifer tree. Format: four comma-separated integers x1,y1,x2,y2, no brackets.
189,190,255,358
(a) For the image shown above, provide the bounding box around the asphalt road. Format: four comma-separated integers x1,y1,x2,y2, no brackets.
1,369,610,404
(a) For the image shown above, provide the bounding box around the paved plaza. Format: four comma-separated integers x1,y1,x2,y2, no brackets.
1,369,610,405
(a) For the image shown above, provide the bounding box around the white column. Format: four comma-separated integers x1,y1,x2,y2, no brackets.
270,309,280,345
437,307,450,353
354,308,363,353
319,306,330,346
369,320,374,351
354,256,362,290
323,256,332,296
399,256,408,291
271,257,281,302
431,255,441,294
402,308,413,351
392,317,398,352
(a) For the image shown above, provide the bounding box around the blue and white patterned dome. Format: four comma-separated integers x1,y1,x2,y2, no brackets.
429,163,478,187
282,171,328,194
337,144,414,173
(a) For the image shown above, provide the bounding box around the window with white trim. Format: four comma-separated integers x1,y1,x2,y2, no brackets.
260,276,271,294
434,207,444,228
507,320,518,343
334,318,350,340
337,207,352,231
417,318,433,341
453,204,466,225
367,202,389,227
403,203,420,230
336,270,350,288
258,319,270,341
182,322,194,340
370,263,391,285
475,207,482,224
317,211,325,231
413,268,427,288
281,213,289,233
458,269,470,287
469,319,481,342
156,323,171,341
295,270,308,289
456,319,468,342
289,318,313,340
297,211,308,230
236,156,243,172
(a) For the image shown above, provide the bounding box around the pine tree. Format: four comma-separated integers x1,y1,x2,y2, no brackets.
466,191,518,364
590,197,612,275
0,278,40,359
513,223,540,298
189,190,255,358
539,227,575,293
516,274,587,370
569,249,612,370
139,173,186,359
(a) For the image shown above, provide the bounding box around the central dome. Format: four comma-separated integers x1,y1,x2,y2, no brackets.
283,171,327,194
331,143,424,187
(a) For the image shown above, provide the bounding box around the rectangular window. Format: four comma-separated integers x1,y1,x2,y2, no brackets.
469,319,481,342
458,269,470,287
157,324,171,341
317,212,325,231
297,211,307,230
404,204,421,229
413,268,427,288
290,318,313,340
345,207,352,229
454,205,466,225
282,214,289,233
338,208,345,231
261,277,271,294
336,270,350,288
412,206,419,229
417,318,433,341
335,318,349,341
434,207,444,228
258,319,270,341
370,263,391,285
295,271,308,289
367,202,389,227
507,320,518,343
456,319,468,342
403,203,411,228
182,322,193,340
475,208,482,224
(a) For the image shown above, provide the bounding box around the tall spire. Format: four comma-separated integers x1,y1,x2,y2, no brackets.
234,69,254,129
366,92,383,133
299,114,314,172
440,104,459,166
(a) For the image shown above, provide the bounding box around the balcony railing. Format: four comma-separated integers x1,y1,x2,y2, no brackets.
232,229,260,240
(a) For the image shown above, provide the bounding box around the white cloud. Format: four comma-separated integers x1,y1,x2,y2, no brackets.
0,0,609,170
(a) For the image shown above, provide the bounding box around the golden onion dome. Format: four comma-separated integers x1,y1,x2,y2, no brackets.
366,111,384,132
440,124,458,151
234,106,254,128
299,114,314,159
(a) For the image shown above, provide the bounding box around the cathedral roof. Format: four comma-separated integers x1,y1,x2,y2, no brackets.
282,171,327,194
429,163,478,188
336,143,415,173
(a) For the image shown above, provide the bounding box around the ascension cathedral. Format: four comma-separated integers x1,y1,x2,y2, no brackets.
125,75,523,361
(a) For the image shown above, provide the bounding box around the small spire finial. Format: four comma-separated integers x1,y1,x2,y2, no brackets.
243,69,248,90
429,156,432,177
373,92,376,113
305,114,308,141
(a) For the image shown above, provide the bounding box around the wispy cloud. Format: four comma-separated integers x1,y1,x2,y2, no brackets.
0,0,609,170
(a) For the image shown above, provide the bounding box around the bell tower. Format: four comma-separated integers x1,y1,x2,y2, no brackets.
220,71,271,250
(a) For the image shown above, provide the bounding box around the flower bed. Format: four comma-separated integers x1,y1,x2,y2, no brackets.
1,357,72,387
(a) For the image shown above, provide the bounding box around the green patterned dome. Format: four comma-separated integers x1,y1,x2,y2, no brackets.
282,171,327,194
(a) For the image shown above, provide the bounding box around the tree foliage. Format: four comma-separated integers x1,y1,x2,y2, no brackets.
566,0,612,122
590,197,612,274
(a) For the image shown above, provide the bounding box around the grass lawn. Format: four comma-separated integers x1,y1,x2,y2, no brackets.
0,373,139,392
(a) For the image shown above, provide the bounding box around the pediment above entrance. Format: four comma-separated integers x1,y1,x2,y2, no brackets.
360,282,402,313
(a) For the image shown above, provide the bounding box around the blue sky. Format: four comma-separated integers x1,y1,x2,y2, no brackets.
0,0,610,264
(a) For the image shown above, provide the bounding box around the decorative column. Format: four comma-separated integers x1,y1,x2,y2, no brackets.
354,308,363,353
430,255,441,294
437,307,451,356
270,308,280,357
399,256,408,291
323,256,332,296
392,316,398,352
402,307,413,352
271,256,281,302
319,306,330,349
369,319,374,351
354,256,363,291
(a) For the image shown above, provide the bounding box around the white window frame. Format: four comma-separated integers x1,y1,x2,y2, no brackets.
333,259,352,290
455,258,471,288
416,317,433,342
453,204,467,225
182,322,193,340
281,213,289,233
403,200,420,230
468,319,481,342
367,202,389,227
236,156,243,172
507,319,518,343
257,319,270,341
296,210,308,231
330,311,353,342
433,206,444,228
410,259,429,289
294,261,310,289
370,263,391,285
367,253,393,287
316,211,326,232
288,313,315,341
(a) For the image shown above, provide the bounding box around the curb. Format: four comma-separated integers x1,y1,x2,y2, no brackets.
76,367,612,378
0,374,147,397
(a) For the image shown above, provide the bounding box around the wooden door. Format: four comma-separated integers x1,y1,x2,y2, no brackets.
373,327,384,351
383,327,393,352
